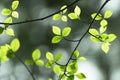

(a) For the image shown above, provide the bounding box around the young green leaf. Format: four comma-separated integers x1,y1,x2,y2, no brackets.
12,11,19,18
106,34,117,42
4,17,12,23
12,1,19,10
104,10,113,19
55,54,62,62
99,25,107,34
52,36,62,43
48,78,52,80
68,13,78,19
62,27,71,37
67,76,74,80
0,27,4,34
53,14,61,20
60,5,67,14
45,61,54,68
100,19,108,27
10,38,20,52
61,15,67,22
6,28,14,36
90,36,101,42
32,49,41,61
1,8,11,15
78,57,86,61
89,28,99,36
74,6,81,16
25,60,34,65
46,52,54,61
100,33,108,41
35,60,44,66
76,73,86,79
52,26,61,35
91,13,102,20
101,42,110,53
53,65,61,74
74,50,79,58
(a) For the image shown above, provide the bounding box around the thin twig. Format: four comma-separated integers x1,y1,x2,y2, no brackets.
0,0,80,25
59,0,110,79
14,53,36,80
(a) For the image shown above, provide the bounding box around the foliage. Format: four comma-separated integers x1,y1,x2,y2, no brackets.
0,0,117,80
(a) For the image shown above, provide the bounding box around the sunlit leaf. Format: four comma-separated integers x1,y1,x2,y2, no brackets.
101,33,108,41
10,38,20,52
100,19,108,27
73,50,79,58
46,52,54,61
53,65,61,74
12,11,19,18
67,76,74,80
35,60,44,66
6,28,14,36
101,42,110,53
60,5,67,14
74,6,81,16
32,49,41,61
61,15,67,22
68,13,78,19
91,13,102,20
12,1,19,10
78,57,86,61
104,10,113,19
1,8,11,15
48,78,52,80
76,73,86,79
99,25,107,34
25,60,34,65
106,34,117,42
89,28,99,36
45,61,54,68
90,36,101,42
52,36,62,43
52,26,61,35
62,27,71,37
55,54,62,62
53,14,61,20
4,17,12,23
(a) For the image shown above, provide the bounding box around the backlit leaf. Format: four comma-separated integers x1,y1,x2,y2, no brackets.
61,15,67,22
101,42,110,53
78,57,86,61
91,13,102,20
53,65,61,74
12,11,19,18
104,10,113,19
60,5,67,14
52,36,62,43
52,26,61,35
76,73,86,79
10,38,20,52
6,28,14,36
25,60,34,65
74,50,79,58
12,1,19,10
99,25,107,34
68,13,78,19
62,27,71,37
45,61,54,68
106,34,117,42
35,60,44,66
55,54,62,62
53,14,61,20
100,19,108,27
74,6,81,16
1,8,11,15
32,49,41,61
46,52,54,61
89,28,99,36
90,36,101,42
4,17,12,23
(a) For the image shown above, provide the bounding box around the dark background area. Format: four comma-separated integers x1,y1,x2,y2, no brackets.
0,0,120,80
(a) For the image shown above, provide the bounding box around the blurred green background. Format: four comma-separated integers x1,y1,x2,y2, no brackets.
0,0,120,80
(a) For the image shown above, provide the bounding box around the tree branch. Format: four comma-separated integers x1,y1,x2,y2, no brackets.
0,0,80,25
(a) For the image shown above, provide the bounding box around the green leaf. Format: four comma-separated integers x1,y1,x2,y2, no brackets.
99,25,107,34
101,33,108,41
4,17,12,23
74,6,81,16
32,49,41,61
6,28,14,36
76,73,86,79
60,5,67,14
53,65,61,74
89,28,99,36
55,54,62,62
78,57,86,61
52,36,62,43
1,8,11,15
12,1,19,10
106,34,117,42
62,27,71,37
101,42,110,53
0,27,4,34
25,60,34,65
90,36,101,42
48,78,52,80
53,14,61,20
91,13,102,20
67,76,74,80
52,26,61,35
46,52,54,61
61,15,67,22
7,50,15,58
10,38,20,52
45,61,54,68
100,19,108,27
35,60,44,66
12,11,19,18
68,13,78,19
74,50,79,58
104,10,113,19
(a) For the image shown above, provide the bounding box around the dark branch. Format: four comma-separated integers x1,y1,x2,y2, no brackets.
0,0,80,25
